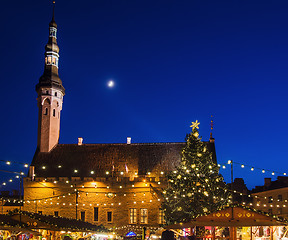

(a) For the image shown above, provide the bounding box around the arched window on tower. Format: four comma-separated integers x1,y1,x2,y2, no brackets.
49,27,57,38
53,109,56,117
44,108,48,115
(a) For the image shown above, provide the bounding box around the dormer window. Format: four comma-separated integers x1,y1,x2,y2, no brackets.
49,27,57,38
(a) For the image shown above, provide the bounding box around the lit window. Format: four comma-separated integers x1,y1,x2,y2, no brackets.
159,209,165,224
47,56,52,64
130,208,137,224
140,208,148,224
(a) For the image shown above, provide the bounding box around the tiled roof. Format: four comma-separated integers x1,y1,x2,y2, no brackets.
31,141,216,178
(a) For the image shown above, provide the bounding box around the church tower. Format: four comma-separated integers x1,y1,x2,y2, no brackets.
36,6,65,152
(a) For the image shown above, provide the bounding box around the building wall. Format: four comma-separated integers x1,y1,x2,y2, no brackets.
252,187,288,218
23,176,166,234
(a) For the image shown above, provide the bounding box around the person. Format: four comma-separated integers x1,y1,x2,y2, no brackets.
188,234,196,240
161,230,175,240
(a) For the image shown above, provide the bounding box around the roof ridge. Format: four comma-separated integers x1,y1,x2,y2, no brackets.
57,142,186,146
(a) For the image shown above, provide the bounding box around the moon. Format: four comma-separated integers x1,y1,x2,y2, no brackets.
108,80,115,88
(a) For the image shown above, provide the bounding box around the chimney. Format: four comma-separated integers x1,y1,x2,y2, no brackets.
29,166,35,180
127,137,131,144
78,138,83,146
264,178,271,187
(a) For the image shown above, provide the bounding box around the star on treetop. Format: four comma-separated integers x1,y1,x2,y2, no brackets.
190,120,200,130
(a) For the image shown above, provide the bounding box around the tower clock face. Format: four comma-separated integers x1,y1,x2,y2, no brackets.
107,192,114,198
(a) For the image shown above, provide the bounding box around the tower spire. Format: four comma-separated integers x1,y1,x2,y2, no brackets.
35,6,65,152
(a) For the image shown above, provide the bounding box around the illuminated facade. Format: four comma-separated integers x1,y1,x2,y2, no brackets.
252,177,288,218
23,10,216,236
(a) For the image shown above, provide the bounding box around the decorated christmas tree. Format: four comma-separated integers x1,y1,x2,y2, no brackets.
162,121,231,225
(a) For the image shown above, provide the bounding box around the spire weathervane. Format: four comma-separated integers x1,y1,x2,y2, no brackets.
52,1,55,21
210,115,214,138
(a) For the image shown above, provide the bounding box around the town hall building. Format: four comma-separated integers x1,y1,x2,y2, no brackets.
23,9,216,236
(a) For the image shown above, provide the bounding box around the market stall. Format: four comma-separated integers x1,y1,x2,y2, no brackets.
167,206,288,240
0,210,108,240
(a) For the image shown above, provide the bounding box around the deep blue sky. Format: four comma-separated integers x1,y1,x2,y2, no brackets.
1,0,288,191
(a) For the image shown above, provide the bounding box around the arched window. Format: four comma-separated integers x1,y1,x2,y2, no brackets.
44,108,48,115
53,109,56,117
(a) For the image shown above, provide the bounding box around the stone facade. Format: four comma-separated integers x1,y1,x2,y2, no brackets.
23,176,166,235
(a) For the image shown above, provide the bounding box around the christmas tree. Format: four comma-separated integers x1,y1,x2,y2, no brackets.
162,121,231,225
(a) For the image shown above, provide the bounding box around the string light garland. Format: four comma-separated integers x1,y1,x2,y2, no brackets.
218,160,287,176
0,159,29,168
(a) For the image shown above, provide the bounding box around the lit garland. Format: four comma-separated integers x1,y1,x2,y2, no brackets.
0,159,29,168
218,160,287,176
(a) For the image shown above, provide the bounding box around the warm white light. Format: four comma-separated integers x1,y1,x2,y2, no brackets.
262,169,265,173
227,160,231,164
108,80,115,88
120,171,124,175
24,164,29,168
6,161,11,165
74,169,78,173
42,166,46,169
251,167,254,171
58,165,62,168
241,164,244,168
91,171,94,174
106,171,109,175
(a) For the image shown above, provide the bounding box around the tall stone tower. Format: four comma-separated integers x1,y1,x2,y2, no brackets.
36,8,65,152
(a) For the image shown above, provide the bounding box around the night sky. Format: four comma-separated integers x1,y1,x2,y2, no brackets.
1,0,288,192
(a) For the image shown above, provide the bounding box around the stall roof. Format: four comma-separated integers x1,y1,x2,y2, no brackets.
167,206,288,228
8,210,107,233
